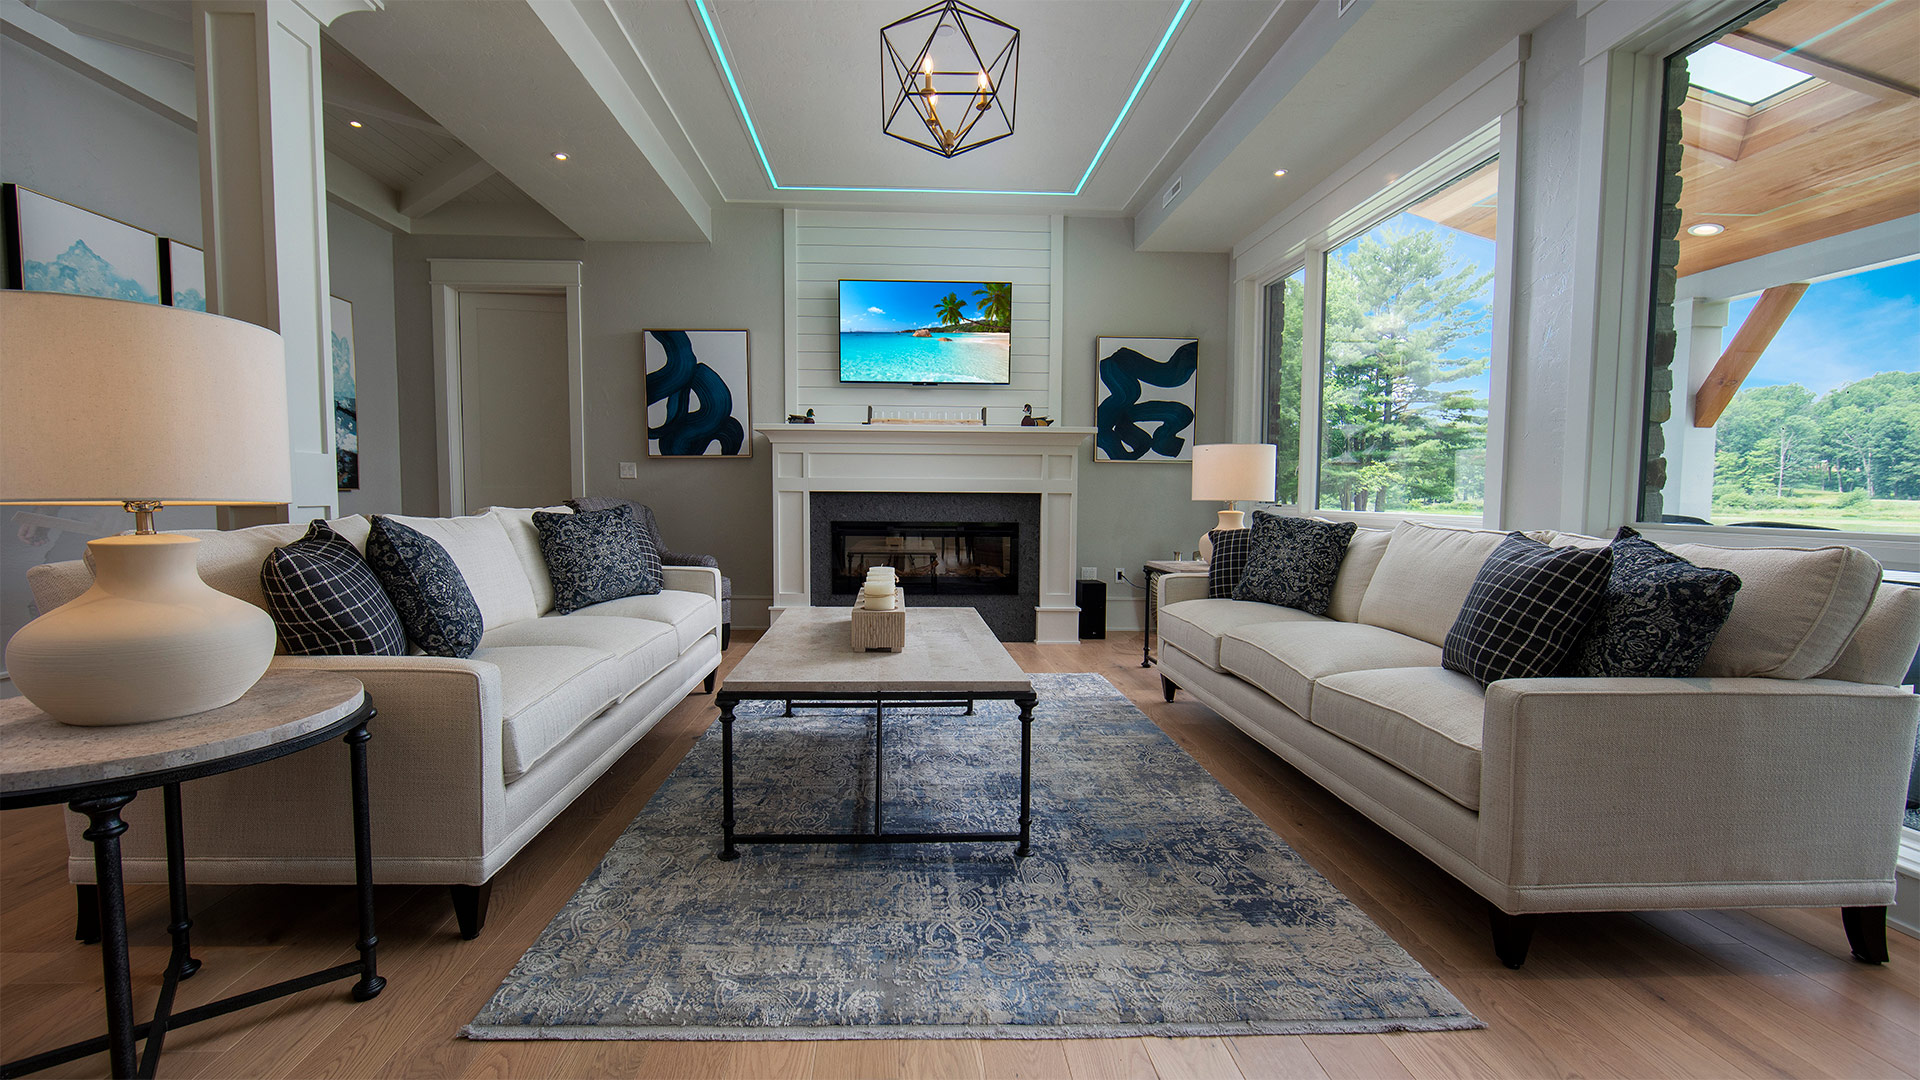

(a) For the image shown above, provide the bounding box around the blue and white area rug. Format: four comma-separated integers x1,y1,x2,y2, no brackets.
464,673,1480,1040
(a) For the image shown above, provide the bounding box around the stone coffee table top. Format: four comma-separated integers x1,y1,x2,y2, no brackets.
722,607,1032,697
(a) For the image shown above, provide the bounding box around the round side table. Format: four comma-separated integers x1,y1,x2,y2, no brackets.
0,670,382,1080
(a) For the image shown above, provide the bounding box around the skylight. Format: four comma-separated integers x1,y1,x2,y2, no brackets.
1686,41,1816,104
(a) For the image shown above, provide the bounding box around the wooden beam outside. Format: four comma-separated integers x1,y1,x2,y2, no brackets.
1723,31,1920,103
1693,281,1809,427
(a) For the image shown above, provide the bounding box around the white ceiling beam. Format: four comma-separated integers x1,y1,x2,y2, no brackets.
21,0,191,63
411,202,580,239
325,151,412,233
1,0,195,127
320,81,452,137
397,148,495,217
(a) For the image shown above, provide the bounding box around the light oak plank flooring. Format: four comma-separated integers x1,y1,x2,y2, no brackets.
3,633,1915,1079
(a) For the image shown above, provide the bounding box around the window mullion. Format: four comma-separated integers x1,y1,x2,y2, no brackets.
1300,250,1327,511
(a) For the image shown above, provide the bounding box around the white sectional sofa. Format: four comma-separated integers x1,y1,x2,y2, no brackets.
28,506,723,939
1156,521,1920,967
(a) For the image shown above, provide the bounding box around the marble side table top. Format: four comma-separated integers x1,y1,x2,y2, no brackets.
1,670,366,796
723,606,1032,696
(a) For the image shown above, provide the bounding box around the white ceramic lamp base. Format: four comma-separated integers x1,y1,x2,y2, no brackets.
5,535,277,726
1197,508,1246,563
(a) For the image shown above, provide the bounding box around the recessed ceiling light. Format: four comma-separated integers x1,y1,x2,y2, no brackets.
347,120,363,128
1273,169,1288,177
1688,222,1725,236
552,152,569,161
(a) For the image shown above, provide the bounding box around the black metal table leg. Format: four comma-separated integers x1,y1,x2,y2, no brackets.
345,721,385,1001
72,794,138,1080
161,784,200,982
1141,566,1156,667
1016,696,1034,858
719,702,739,860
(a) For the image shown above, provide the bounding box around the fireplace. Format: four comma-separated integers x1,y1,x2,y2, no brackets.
830,520,1019,596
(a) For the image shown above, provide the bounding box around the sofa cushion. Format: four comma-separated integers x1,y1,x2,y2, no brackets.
574,590,722,655
380,512,538,630
479,614,676,667
1442,533,1614,685
1327,527,1392,623
366,516,484,658
536,505,664,615
477,644,626,783
259,521,408,657
1206,527,1253,598
1667,542,1882,679
1311,667,1487,810
1219,621,1443,717
1822,583,1920,686
1159,598,1320,671
1357,522,1510,645
1233,513,1356,615
171,516,371,615
485,505,574,616
1569,528,1741,678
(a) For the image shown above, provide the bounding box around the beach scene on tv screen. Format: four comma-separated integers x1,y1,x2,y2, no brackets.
839,279,1012,383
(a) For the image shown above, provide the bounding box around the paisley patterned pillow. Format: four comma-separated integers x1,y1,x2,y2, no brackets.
535,505,663,615
1231,513,1357,615
1568,527,1742,678
366,516,484,658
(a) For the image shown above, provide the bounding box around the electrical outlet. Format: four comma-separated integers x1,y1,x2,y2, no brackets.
618,461,638,479
1114,568,1125,582
1080,565,1096,580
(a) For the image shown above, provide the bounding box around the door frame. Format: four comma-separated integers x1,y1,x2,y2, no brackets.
428,259,586,516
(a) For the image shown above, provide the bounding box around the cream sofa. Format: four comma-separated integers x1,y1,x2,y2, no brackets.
28,506,723,939
1156,521,1920,967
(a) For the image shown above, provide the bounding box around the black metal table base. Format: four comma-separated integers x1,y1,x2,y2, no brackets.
716,691,1036,861
0,706,384,1080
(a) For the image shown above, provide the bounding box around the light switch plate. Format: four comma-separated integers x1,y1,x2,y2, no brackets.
618,461,638,479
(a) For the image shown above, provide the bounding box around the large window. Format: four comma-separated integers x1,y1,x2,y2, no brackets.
1639,0,1920,535
1263,153,1501,518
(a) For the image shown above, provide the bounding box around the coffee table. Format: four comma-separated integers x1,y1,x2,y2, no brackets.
714,606,1036,859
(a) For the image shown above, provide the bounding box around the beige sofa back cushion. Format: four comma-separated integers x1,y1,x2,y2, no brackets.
382,512,539,630
1356,522,1509,645
1668,542,1881,679
1327,527,1393,623
485,505,574,616
1822,582,1920,686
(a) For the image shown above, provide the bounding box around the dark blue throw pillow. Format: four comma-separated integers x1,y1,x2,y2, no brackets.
534,505,663,615
260,520,408,657
1442,533,1614,685
1569,527,1742,678
365,516,484,658
1232,513,1356,615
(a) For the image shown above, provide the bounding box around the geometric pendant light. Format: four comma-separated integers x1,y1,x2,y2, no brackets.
881,0,1018,158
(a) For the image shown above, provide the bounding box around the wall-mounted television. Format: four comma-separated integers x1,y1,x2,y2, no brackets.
838,279,1012,385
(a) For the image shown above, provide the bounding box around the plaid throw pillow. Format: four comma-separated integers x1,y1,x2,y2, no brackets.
260,521,408,657
1207,528,1253,598
1442,533,1614,685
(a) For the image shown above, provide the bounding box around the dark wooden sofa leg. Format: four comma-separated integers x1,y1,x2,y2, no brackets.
704,669,718,694
75,883,100,944
1842,905,1889,963
1490,907,1536,969
1161,676,1177,702
721,623,731,651
450,882,493,941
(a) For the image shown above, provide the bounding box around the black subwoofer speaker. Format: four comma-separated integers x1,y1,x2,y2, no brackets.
1076,579,1106,639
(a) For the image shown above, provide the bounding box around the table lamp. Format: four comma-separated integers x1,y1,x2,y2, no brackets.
1192,443,1277,561
2,292,292,725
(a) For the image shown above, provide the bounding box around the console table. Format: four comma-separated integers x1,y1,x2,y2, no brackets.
0,671,382,1079
1141,559,1208,667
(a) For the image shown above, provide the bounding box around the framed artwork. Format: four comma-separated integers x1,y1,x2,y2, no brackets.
161,239,205,310
3,184,161,303
645,329,751,457
331,295,359,491
1095,336,1198,462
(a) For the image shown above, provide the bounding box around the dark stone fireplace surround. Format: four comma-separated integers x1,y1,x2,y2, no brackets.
809,491,1042,641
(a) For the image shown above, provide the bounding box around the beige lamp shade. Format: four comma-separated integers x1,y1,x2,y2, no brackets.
0,291,292,506
1192,443,1278,503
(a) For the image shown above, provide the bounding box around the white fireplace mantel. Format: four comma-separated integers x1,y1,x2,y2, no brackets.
760,424,1095,644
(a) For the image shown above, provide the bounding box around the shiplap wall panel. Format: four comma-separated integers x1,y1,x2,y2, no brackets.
787,209,1062,425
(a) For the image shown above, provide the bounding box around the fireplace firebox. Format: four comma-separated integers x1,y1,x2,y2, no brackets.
830,520,1019,596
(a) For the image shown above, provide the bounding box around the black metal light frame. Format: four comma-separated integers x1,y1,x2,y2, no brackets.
881,0,1019,158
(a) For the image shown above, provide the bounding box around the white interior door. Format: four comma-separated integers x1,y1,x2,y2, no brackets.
457,292,570,512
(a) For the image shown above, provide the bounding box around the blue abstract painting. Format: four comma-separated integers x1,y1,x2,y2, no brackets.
1095,337,1197,462
11,186,160,304
645,329,750,457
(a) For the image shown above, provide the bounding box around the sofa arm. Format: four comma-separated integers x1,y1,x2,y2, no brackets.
661,550,720,570
1158,571,1208,608
662,564,723,605
1478,676,1918,895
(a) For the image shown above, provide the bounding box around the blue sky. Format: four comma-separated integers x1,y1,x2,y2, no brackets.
839,280,1003,333
1729,258,1920,397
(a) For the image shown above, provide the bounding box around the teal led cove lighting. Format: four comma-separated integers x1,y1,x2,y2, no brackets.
692,0,1193,196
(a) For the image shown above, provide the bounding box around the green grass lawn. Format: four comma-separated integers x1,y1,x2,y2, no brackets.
1708,494,1920,534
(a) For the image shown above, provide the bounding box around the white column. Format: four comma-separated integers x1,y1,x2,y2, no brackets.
193,1,365,524
1669,298,1730,520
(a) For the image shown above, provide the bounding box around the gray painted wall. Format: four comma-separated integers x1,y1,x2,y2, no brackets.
329,210,404,517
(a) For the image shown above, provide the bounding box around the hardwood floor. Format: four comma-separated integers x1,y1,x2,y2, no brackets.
3,632,1915,1079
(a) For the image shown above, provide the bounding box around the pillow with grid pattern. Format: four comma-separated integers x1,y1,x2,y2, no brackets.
1442,533,1614,685
259,520,408,657
535,504,663,615
366,516,484,658
1206,528,1253,598
1232,512,1356,615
